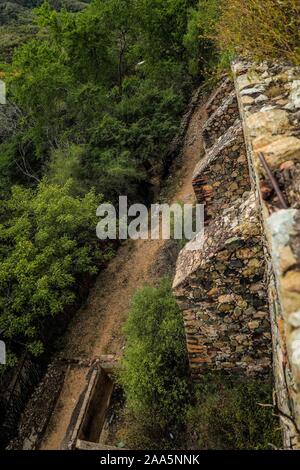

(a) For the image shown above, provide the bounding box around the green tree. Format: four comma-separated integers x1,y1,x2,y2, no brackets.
184,0,221,77
136,0,195,63
119,279,189,432
10,38,73,156
0,180,108,363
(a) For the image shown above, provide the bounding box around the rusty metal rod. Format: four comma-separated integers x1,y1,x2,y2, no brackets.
258,152,289,209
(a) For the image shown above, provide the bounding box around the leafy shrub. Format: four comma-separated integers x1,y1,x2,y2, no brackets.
47,144,86,193
0,179,110,364
118,278,189,443
217,0,300,65
187,373,282,450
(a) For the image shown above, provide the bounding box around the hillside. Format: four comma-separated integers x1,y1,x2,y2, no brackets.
1,0,300,455
0,0,90,60
0,0,89,25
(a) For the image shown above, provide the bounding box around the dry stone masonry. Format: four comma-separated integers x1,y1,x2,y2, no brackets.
174,76,271,381
173,61,300,449
233,60,300,449
192,119,249,221
174,194,271,378
202,90,239,150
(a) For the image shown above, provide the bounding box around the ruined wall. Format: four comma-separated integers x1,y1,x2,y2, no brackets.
173,76,272,381
173,62,300,449
173,194,271,378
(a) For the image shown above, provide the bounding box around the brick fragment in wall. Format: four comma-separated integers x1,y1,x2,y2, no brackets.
232,60,300,449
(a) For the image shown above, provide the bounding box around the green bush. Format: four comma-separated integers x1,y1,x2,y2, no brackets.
217,0,300,66
186,0,300,76
0,179,111,365
118,279,189,442
187,373,282,450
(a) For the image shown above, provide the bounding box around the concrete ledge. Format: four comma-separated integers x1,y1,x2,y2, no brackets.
63,358,118,451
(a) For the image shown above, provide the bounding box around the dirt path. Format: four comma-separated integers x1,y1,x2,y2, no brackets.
40,101,206,450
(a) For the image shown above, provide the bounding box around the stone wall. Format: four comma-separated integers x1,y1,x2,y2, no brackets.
202,91,239,149
173,77,272,382
192,119,248,221
173,62,300,449
233,60,300,449
173,194,271,378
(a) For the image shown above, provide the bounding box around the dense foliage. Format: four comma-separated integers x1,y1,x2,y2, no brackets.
2,0,198,199
118,279,189,447
187,0,300,71
0,181,111,366
0,1,90,61
0,0,202,365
